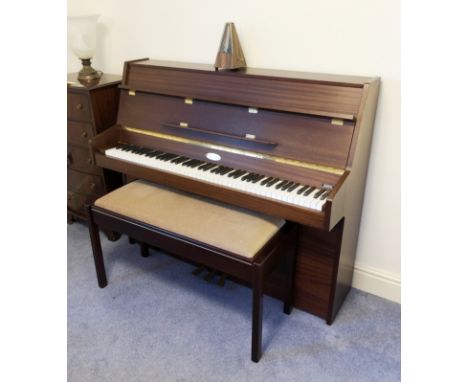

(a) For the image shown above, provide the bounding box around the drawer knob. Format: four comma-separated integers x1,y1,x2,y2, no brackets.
76,103,83,110
81,131,88,138
90,183,96,191
67,153,73,165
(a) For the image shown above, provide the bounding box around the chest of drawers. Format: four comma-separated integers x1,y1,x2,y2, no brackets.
67,73,122,233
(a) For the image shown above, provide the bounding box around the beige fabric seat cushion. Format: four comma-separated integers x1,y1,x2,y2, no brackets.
95,180,285,259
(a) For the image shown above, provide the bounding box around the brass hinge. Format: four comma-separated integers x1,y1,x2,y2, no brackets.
128,90,136,96
184,98,193,105
179,122,189,128
331,118,344,126
248,107,258,114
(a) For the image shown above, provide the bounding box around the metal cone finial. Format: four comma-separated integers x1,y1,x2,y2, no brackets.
214,22,247,70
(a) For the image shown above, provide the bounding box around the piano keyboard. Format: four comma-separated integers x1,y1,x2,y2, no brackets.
105,144,332,211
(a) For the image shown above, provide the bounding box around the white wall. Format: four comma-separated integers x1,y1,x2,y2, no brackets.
68,0,400,302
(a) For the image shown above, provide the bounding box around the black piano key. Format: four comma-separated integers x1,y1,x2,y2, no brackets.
232,170,246,178
190,160,204,167
228,170,240,178
210,166,222,173
287,183,300,192
139,147,152,154
183,159,197,166
130,146,143,153
194,161,208,168
203,164,218,171
266,178,280,187
168,154,180,160
320,191,330,200
179,157,193,164
314,189,327,198
241,173,253,181
251,176,265,184
303,186,317,196
141,148,154,155
275,180,287,189
281,181,294,191
297,185,309,195
145,150,161,157
220,167,234,175
171,156,187,163
147,150,163,158
260,177,273,186
155,152,170,159
198,163,211,170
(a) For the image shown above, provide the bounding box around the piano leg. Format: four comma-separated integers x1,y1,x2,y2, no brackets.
283,226,298,315
251,264,264,363
104,230,121,242
139,242,150,258
86,205,108,288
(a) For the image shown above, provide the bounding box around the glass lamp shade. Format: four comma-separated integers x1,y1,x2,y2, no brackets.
68,14,102,82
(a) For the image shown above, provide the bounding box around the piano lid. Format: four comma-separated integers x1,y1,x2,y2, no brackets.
121,59,372,120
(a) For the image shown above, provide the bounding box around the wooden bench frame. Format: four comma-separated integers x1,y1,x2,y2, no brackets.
86,204,298,362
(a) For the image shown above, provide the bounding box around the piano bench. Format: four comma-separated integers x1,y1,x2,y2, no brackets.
85,180,298,362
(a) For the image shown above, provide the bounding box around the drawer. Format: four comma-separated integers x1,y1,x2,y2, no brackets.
67,121,94,146
68,169,105,195
68,92,91,121
67,145,101,175
67,191,96,216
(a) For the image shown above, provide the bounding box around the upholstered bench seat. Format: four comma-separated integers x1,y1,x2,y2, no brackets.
86,179,297,362
95,180,285,259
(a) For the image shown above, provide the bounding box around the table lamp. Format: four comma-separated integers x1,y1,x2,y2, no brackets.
68,14,102,83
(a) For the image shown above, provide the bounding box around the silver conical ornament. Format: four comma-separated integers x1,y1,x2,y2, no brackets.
214,22,247,70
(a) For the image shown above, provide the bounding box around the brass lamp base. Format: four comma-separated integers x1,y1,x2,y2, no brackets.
78,58,103,83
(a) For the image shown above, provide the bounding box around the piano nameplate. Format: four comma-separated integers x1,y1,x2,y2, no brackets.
123,126,345,176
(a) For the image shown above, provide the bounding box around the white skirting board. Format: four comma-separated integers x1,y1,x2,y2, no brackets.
351,264,401,303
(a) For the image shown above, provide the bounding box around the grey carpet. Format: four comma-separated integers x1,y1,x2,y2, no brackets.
68,222,400,382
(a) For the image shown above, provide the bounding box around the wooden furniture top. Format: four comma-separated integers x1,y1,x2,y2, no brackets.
132,59,377,86
67,73,122,90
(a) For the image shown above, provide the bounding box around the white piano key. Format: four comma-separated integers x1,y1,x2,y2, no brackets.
106,146,330,211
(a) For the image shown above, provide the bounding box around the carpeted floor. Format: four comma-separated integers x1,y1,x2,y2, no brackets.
68,222,400,382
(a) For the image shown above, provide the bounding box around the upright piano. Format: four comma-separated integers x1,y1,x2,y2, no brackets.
90,58,380,324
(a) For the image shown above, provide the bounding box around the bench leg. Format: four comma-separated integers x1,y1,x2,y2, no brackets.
139,242,150,257
86,206,107,288
251,265,264,362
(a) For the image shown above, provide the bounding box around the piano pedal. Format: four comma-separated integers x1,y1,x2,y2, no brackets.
217,274,227,287
192,265,205,276
204,269,216,282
